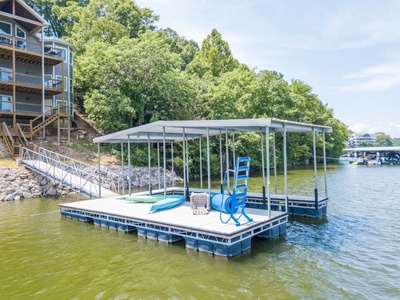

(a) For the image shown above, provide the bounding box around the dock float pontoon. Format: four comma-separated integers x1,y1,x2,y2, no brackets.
59,197,288,258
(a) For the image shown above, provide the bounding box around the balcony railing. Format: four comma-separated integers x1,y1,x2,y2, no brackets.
0,69,64,95
0,34,64,66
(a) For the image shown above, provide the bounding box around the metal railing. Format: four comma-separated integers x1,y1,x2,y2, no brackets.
0,33,63,59
20,146,122,198
0,70,64,91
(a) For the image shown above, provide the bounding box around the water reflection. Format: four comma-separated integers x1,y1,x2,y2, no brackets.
1,164,400,299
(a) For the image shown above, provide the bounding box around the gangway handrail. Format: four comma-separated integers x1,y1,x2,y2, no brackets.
21,147,99,197
20,146,122,197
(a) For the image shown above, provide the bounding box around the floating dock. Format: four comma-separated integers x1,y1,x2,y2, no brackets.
59,196,288,258
59,118,332,258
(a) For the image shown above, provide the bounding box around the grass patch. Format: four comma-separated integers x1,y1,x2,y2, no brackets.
0,159,18,168
68,139,98,152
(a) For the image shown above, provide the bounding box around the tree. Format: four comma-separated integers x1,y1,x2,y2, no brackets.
78,33,194,130
247,70,293,119
375,133,393,147
359,141,374,147
25,0,92,37
193,64,257,120
392,138,400,146
159,28,199,70
56,0,158,54
187,29,239,78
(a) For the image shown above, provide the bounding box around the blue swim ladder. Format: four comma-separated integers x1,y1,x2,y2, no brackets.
212,157,253,226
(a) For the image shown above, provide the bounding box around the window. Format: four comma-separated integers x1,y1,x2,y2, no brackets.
56,100,67,113
0,67,12,81
55,76,68,91
0,21,11,35
56,47,67,63
56,75,63,89
16,25,25,39
0,94,12,112
45,98,53,113
0,21,12,45
44,74,52,87
15,25,26,49
69,78,73,93
69,51,73,66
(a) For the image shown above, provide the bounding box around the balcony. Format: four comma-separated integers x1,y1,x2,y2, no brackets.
0,34,64,66
0,69,63,96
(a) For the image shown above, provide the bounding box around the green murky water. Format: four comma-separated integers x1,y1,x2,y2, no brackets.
1,164,399,299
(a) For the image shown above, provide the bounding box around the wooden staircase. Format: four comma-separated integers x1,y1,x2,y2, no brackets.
0,105,70,159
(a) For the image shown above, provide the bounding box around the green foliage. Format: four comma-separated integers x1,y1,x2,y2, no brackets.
76,33,194,130
55,0,158,53
358,141,374,147
187,29,239,78
375,133,393,147
25,0,72,37
392,138,400,146
159,28,199,70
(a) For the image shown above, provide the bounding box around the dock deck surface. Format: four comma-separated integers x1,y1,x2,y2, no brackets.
59,198,286,237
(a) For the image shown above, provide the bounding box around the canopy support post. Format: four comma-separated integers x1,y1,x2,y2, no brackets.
219,130,223,193
266,127,271,218
207,128,211,194
148,133,152,195
283,124,288,212
225,129,230,193
323,131,328,198
199,138,203,189
128,135,131,196
97,143,101,198
171,142,174,188
260,129,266,209
163,127,167,198
313,128,319,210
121,142,124,195
273,131,278,194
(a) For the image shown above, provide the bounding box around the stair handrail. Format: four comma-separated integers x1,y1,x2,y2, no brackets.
31,114,59,134
29,105,57,133
1,122,15,158
16,123,29,148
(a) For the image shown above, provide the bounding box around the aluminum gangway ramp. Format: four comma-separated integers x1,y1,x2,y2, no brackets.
20,147,119,198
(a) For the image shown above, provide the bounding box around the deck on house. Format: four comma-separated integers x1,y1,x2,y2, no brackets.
59,197,288,258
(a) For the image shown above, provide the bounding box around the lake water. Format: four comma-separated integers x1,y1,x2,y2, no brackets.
1,163,399,299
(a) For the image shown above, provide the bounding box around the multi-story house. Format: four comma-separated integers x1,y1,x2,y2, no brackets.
348,133,377,148
0,0,73,156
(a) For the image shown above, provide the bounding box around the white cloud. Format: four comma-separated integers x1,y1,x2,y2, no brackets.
338,63,400,92
350,122,400,138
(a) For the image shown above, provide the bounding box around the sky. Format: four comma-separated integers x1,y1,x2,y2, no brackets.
136,0,400,138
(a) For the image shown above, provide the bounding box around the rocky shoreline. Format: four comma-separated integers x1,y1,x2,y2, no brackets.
0,166,75,201
0,164,183,201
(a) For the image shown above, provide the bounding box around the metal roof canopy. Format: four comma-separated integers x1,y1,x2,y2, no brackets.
93,118,333,144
